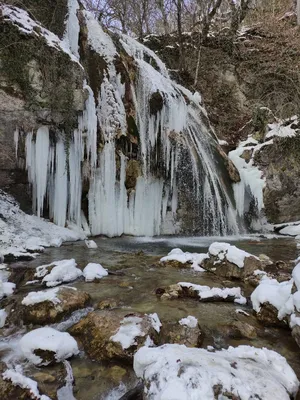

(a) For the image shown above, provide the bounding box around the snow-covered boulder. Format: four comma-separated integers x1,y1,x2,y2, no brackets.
251,276,293,327
203,242,263,279
83,263,108,282
21,286,90,325
70,310,161,362
19,327,79,366
134,344,299,400
157,282,246,304
160,249,208,271
34,259,82,287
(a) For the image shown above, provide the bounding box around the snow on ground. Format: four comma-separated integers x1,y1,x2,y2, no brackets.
178,282,246,304
160,248,208,271
110,316,145,349
83,263,108,282
3,366,51,400
134,344,299,400
36,259,83,287
266,118,298,139
179,316,198,328
0,191,85,261
19,327,79,366
208,242,257,268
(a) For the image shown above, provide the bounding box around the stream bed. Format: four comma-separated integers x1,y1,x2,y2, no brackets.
1,234,300,399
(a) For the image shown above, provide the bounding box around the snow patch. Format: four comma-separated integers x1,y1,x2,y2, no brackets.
208,242,257,268
179,316,198,328
110,316,145,349
19,327,79,366
83,263,108,282
178,282,246,304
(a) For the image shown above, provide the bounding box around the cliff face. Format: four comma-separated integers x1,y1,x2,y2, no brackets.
0,1,240,237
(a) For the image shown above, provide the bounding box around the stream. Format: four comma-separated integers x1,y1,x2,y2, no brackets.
1,234,300,399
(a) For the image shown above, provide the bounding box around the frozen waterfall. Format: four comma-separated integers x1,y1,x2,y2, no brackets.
16,4,239,237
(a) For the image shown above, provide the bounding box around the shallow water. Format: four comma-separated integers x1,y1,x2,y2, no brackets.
3,235,300,399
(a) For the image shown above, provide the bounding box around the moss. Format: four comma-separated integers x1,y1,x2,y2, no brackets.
0,21,82,135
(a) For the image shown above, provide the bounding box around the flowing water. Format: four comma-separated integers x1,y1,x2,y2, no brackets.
3,235,300,399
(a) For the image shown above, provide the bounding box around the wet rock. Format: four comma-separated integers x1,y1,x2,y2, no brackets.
160,321,203,347
217,147,241,183
21,287,91,325
291,325,300,350
158,260,191,269
220,321,257,340
255,302,288,328
120,382,144,400
97,298,119,310
106,366,127,383
70,310,160,362
125,160,141,190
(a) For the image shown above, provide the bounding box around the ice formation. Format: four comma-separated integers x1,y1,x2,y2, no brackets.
8,2,239,237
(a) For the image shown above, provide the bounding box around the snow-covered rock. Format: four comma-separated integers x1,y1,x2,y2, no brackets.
19,327,79,366
85,240,98,249
83,263,108,282
2,366,51,400
134,344,299,400
21,286,90,325
35,259,83,287
203,242,262,279
160,248,208,271
157,282,246,304
70,310,160,362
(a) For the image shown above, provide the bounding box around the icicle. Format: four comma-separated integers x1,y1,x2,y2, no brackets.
53,140,68,226
63,0,80,58
14,128,19,158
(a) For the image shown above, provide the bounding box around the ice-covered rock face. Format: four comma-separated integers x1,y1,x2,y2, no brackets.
4,1,240,237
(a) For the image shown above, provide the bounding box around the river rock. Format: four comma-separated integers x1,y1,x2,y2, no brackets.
156,282,246,304
160,320,203,347
21,286,91,325
255,302,288,328
69,310,160,362
219,321,257,340
202,242,264,280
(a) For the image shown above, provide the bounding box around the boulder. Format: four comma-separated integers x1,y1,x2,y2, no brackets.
255,302,288,328
160,319,203,347
69,310,160,362
203,242,264,280
134,344,299,400
21,287,91,325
